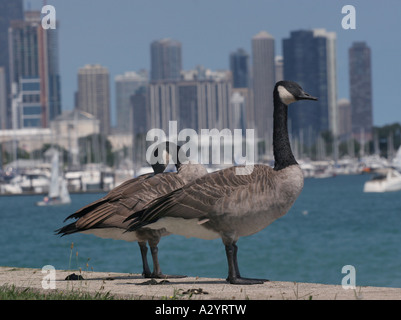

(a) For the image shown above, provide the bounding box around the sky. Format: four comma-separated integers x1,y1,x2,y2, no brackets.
25,0,401,127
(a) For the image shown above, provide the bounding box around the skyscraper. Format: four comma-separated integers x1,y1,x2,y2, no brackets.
251,31,275,141
0,67,6,129
131,86,148,135
77,64,110,134
177,79,232,131
230,48,249,89
150,39,182,81
275,56,284,82
338,98,352,139
147,70,232,133
0,0,23,129
115,70,148,133
8,11,62,129
349,42,373,142
283,29,337,145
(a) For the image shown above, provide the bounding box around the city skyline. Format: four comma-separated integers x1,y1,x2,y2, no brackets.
12,0,401,128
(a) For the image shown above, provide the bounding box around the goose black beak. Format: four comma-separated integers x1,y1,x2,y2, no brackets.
297,91,318,101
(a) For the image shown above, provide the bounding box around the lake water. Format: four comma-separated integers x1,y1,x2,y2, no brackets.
1,174,401,288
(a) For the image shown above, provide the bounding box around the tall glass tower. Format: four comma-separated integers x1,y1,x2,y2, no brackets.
0,0,23,129
283,29,337,146
251,31,275,142
230,48,249,89
8,11,62,128
349,42,373,142
77,64,110,134
150,39,182,81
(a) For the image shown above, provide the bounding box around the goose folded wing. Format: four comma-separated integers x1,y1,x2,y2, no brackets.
63,173,152,222
127,165,268,230
72,172,187,231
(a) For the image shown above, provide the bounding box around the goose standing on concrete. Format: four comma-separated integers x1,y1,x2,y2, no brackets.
126,81,317,284
56,142,207,278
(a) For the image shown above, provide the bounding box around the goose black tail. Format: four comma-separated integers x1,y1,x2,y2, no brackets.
55,222,78,237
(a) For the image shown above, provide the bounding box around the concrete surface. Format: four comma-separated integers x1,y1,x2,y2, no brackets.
1,266,400,300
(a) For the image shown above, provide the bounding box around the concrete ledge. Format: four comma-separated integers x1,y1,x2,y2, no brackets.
1,267,400,300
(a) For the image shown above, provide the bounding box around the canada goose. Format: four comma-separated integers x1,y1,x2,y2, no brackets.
126,81,317,284
56,142,207,278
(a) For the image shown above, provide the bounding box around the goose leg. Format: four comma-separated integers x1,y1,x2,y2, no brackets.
225,242,268,285
138,242,152,278
148,240,186,279
232,243,241,277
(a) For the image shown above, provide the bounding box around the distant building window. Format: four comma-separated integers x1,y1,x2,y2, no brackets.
22,82,40,91
23,106,42,115
22,94,40,103
23,118,41,128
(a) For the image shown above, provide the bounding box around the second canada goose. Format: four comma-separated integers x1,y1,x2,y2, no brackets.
56,142,207,278
126,81,317,284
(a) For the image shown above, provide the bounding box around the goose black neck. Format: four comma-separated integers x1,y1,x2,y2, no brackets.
273,90,297,171
151,163,166,174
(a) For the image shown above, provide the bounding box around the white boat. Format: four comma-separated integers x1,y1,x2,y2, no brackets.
7,170,50,193
37,152,71,206
363,168,401,193
392,146,401,171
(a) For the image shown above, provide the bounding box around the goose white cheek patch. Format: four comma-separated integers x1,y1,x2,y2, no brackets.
278,85,296,105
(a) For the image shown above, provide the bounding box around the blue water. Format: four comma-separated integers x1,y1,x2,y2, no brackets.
1,174,401,288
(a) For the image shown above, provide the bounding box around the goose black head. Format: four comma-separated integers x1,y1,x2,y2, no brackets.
149,141,187,172
275,80,318,105
149,143,167,174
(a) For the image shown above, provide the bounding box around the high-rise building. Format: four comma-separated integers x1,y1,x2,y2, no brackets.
131,86,148,135
0,67,6,129
77,64,110,134
283,29,337,145
150,39,182,81
275,56,284,82
230,91,246,133
178,79,232,131
251,31,275,141
7,10,61,129
230,48,249,89
338,98,352,139
0,0,23,129
349,42,373,142
147,70,232,134
147,81,178,133
115,70,148,133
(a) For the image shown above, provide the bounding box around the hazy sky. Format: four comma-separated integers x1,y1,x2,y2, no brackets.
26,0,401,126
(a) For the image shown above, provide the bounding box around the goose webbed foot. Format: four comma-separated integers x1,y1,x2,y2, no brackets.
227,276,268,285
148,272,187,279
224,242,269,285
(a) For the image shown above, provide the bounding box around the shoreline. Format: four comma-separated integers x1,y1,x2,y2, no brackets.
1,266,400,300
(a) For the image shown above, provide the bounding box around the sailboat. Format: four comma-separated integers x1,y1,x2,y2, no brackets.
392,145,401,171
37,152,71,206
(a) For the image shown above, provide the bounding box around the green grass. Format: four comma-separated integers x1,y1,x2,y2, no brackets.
0,284,117,300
